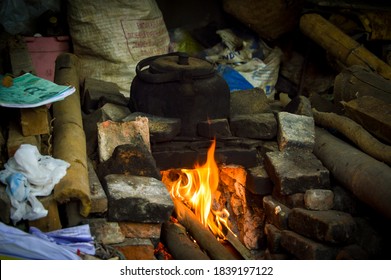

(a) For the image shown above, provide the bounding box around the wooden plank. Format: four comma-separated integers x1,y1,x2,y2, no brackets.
342,96,391,145
20,106,50,136
333,65,391,107
7,119,41,157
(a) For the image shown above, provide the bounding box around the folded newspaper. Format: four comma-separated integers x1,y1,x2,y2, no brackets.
0,73,75,108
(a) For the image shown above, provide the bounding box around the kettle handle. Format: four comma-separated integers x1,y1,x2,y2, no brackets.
136,52,190,83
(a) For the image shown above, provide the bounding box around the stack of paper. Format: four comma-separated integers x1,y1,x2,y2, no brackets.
0,73,75,108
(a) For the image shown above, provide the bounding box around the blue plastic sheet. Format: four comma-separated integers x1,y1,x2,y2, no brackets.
0,222,81,260
217,64,254,92
29,224,95,255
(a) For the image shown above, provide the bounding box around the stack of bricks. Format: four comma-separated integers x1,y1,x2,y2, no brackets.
77,79,174,260
262,109,371,260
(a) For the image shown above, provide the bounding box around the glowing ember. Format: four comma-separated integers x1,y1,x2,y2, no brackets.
161,140,230,239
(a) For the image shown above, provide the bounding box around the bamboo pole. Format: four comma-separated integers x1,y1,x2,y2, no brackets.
300,13,391,80
52,53,91,217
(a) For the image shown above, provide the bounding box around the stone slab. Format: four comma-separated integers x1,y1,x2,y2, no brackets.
215,147,258,168
153,149,199,170
113,238,155,260
230,87,271,117
288,208,356,244
230,113,277,140
281,230,338,260
89,218,126,245
123,112,181,143
153,146,258,170
245,165,273,195
82,77,124,113
304,189,334,210
97,118,150,163
264,223,283,254
272,189,304,209
119,222,162,239
263,195,291,230
264,150,330,195
197,118,232,138
283,95,313,117
100,103,131,122
277,111,315,151
97,143,161,181
104,174,174,223
87,159,108,214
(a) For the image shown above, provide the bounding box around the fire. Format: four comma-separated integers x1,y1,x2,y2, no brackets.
162,139,229,239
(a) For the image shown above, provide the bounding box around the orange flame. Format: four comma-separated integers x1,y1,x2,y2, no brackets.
163,139,229,239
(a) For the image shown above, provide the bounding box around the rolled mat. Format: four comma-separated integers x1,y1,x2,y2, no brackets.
52,53,91,217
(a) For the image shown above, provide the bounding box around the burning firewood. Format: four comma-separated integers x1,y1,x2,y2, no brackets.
161,139,253,259
161,220,210,260
172,199,237,260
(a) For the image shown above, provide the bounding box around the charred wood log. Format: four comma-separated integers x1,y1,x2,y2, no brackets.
172,199,237,260
312,109,391,165
161,221,210,260
313,127,391,220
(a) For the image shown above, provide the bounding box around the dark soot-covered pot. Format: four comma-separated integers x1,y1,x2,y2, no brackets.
130,52,230,136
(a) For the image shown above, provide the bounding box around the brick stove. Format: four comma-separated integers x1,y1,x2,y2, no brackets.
81,80,390,260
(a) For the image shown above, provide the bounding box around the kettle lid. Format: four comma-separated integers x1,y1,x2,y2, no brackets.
136,52,215,83
150,52,214,77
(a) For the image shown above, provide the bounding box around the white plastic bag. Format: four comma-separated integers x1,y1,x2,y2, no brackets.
234,47,283,96
3,173,48,222
205,29,282,98
0,144,70,223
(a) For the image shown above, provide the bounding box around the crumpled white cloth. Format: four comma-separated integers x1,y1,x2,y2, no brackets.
0,144,70,224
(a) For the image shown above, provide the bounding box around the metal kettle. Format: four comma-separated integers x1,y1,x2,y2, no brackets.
129,52,230,136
